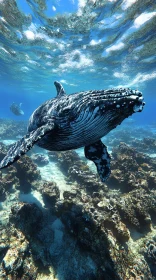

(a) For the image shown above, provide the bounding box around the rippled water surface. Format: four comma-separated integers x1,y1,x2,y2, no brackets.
0,0,156,120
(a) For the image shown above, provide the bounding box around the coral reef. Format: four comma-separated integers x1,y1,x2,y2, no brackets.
13,155,41,193
0,202,99,280
145,239,156,264
0,142,9,161
0,226,38,279
49,148,156,279
41,181,60,206
0,121,156,279
0,166,19,202
116,188,156,231
0,142,41,196
31,153,49,167
107,142,156,192
0,119,27,140
105,126,156,155
10,202,43,235
48,151,59,162
55,150,106,191
131,137,156,154
0,142,19,201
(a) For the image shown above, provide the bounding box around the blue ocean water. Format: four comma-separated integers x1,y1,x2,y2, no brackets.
0,0,155,124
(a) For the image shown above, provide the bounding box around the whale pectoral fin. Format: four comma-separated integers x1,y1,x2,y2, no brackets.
0,123,55,169
84,140,111,182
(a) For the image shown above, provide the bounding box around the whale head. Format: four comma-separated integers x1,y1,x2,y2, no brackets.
99,88,145,114
91,88,145,129
72,88,145,139
95,88,145,131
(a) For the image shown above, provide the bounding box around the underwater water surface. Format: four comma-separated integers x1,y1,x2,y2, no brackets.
0,1,156,280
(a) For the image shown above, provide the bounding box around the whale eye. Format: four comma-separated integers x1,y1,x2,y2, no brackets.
63,109,70,114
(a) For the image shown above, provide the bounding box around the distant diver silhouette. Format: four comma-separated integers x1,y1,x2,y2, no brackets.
10,102,24,116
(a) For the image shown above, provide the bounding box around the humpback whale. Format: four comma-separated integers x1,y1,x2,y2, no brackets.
0,81,145,182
